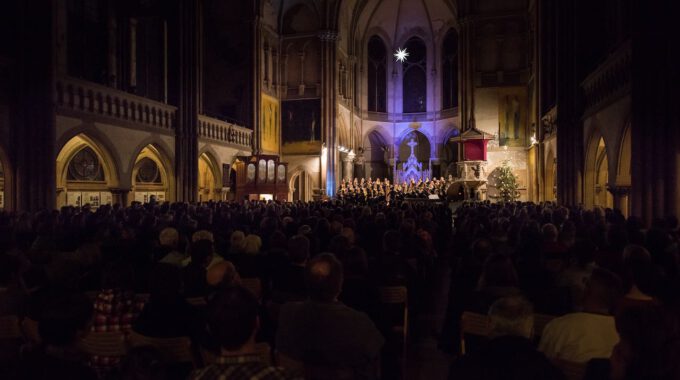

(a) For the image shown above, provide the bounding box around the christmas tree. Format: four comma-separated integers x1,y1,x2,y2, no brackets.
493,161,520,202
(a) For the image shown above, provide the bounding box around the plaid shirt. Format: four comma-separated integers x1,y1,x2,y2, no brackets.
89,289,146,368
189,354,302,380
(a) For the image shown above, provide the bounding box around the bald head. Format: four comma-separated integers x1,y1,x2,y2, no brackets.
306,253,343,302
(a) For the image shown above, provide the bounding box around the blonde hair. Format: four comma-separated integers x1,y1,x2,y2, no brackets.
159,228,179,247
230,231,246,251
192,230,214,242
242,234,262,255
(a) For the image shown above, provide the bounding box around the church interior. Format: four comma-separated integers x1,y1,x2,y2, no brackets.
0,0,679,379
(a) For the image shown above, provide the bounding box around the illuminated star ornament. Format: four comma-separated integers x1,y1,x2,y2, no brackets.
394,47,409,63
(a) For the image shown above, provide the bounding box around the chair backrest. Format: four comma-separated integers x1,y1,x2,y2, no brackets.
128,331,194,366
533,313,556,338
378,286,408,305
185,297,207,307
0,315,21,339
241,278,263,300
460,311,490,355
552,359,586,380
201,342,272,366
79,331,127,357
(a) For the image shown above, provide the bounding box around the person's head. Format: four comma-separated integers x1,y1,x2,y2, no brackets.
622,244,656,295
38,291,93,347
305,253,343,302
192,230,214,243
569,240,596,268
230,230,246,251
207,286,260,352
478,254,519,289
328,235,350,258
149,263,183,302
101,260,134,290
382,230,401,254
470,238,494,263
344,247,368,276
207,261,240,288
242,234,262,255
158,227,179,249
488,296,534,339
583,268,623,314
190,239,214,268
288,234,310,265
541,223,559,243
340,227,355,246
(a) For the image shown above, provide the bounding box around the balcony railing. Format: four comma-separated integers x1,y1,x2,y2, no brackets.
55,77,176,131
363,108,459,123
581,40,631,116
198,115,252,149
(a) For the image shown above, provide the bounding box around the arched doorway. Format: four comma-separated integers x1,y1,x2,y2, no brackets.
56,134,119,208
198,153,220,202
442,128,460,179
545,149,556,201
289,170,312,202
594,137,612,208
364,130,389,179
132,145,172,204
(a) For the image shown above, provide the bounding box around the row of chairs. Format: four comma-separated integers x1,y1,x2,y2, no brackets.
459,311,586,380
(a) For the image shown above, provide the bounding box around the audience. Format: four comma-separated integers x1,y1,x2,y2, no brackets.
0,198,678,380
276,253,384,378
190,286,300,380
450,296,564,379
539,268,623,362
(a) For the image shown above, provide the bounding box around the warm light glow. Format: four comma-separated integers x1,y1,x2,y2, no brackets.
394,47,409,62
530,134,537,146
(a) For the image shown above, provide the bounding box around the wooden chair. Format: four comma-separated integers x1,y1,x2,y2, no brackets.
459,311,490,355
241,278,263,301
128,331,195,367
552,358,586,380
185,297,207,307
200,342,272,366
79,331,127,357
378,286,408,374
0,315,21,340
533,313,556,339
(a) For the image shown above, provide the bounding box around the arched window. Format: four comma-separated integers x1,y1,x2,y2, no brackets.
442,30,459,109
367,36,387,112
402,37,427,113
67,147,105,181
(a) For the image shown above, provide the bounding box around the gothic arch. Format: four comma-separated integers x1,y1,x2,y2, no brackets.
56,133,120,208
545,147,556,201
288,167,313,202
616,121,632,187
585,129,613,209
131,144,174,203
198,151,221,202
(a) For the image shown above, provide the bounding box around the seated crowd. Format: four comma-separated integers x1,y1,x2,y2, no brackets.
0,199,449,379
0,199,678,379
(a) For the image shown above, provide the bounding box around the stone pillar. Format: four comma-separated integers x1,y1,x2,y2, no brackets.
609,186,631,218
107,1,118,88
174,0,202,202
110,188,131,207
13,0,56,211
631,0,680,224
342,151,355,180
319,30,339,196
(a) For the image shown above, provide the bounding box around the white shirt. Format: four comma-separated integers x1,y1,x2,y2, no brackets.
538,312,619,362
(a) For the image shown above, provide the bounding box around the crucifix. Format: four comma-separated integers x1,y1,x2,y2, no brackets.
407,138,418,157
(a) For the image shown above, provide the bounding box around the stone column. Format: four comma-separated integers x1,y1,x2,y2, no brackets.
319,30,339,196
609,186,631,218
13,0,56,211
342,151,355,180
354,153,365,179
174,0,202,202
